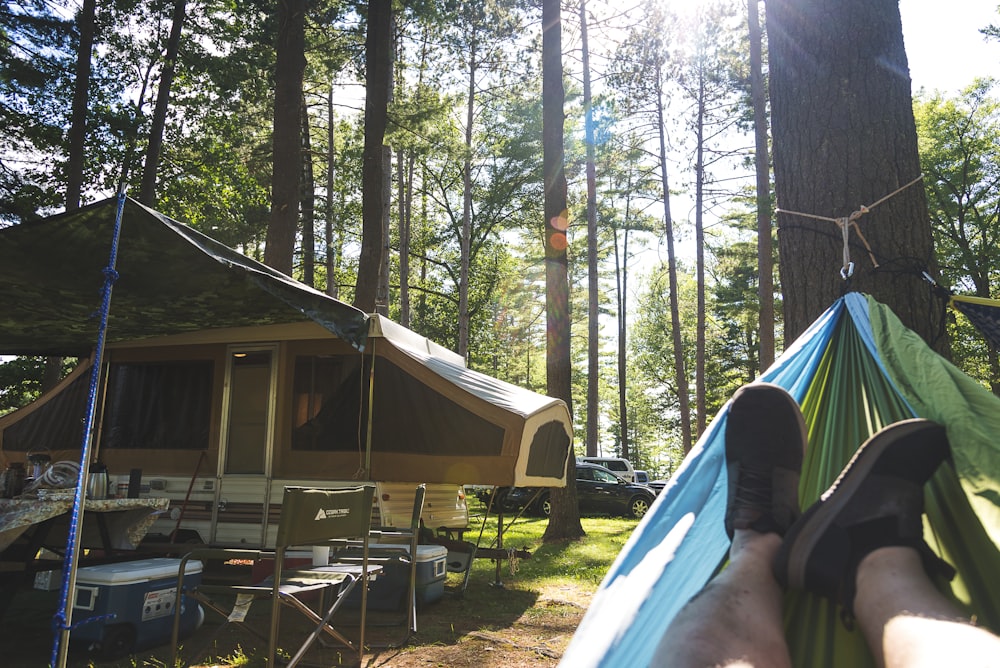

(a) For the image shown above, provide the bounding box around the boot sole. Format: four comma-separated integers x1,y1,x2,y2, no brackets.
775,418,948,590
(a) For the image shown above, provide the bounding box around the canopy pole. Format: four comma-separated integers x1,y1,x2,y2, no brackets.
51,193,126,668
364,338,376,480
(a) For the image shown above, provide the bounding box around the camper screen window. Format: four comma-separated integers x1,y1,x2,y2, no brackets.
291,355,363,451
100,361,213,450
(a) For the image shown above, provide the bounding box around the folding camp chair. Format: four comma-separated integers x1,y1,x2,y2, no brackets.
370,483,425,642
170,485,378,667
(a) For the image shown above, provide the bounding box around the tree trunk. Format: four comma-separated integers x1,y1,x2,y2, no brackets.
300,91,315,287
541,0,583,543
459,38,476,361
376,144,391,315
694,65,706,438
748,0,774,372
53,0,97,393
264,0,305,275
356,0,392,311
581,0,599,459
767,0,942,350
65,0,95,210
655,64,693,453
325,91,339,298
397,148,410,325
139,0,186,206
615,225,630,460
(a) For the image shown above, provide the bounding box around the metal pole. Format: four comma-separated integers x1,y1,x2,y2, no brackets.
51,193,126,668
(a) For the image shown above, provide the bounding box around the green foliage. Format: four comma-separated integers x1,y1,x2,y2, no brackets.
0,356,76,416
915,79,1000,390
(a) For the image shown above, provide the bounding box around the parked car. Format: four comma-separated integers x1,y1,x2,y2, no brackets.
634,470,649,484
647,479,668,495
579,456,636,482
491,462,656,519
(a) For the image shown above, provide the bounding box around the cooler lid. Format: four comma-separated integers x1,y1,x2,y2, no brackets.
369,544,447,563
75,558,203,585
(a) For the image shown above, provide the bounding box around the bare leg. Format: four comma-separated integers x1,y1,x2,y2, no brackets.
654,530,791,668
854,546,1000,668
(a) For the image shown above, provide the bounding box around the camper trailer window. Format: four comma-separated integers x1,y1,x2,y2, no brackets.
291,355,364,451
101,361,212,450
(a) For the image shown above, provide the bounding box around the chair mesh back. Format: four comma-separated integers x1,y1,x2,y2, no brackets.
276,485,375,548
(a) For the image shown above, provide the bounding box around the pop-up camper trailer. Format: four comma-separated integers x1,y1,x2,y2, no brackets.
0,197,572,547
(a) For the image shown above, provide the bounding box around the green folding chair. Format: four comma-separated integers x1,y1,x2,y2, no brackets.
171,484,378,667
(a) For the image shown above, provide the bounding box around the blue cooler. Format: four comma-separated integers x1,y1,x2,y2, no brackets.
71,557,203,657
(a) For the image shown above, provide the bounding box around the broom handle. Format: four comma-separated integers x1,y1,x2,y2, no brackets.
170,450,206,543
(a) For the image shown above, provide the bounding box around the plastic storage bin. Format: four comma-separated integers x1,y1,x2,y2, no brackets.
71,557,203,658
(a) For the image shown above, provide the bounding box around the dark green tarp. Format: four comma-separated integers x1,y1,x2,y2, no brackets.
0,197,369,355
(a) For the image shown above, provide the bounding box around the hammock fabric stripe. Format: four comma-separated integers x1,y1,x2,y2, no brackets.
951,295,1000,351
561,292,1000,668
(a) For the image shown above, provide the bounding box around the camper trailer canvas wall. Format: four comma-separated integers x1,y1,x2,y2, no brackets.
0,199,572,548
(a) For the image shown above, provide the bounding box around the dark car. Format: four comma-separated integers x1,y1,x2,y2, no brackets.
490,462,657,519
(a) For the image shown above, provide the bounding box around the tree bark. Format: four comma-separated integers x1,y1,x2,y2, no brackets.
655,63,693,453
581,0,600,459
300,91,315,287
325,90,339,298
459,37,476,361
65,0,96,210
356,0,392,311
767,0,942,351
264,0,306,275
139,0,186,206
694,64,706,438
541,0,583,543
748,0,775,372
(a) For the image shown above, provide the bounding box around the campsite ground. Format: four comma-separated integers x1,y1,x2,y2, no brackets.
2,514,634,667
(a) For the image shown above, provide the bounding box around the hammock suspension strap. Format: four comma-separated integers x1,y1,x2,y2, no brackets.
777,174,924,280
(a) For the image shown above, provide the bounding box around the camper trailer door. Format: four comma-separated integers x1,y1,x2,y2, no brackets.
213,346,278,545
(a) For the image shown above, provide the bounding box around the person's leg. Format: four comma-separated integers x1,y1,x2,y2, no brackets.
657,530,791,668
775,418,1000,667
854,546,1000,668
655,383,806,668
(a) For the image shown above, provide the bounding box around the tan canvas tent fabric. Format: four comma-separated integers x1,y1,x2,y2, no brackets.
0,198,571,487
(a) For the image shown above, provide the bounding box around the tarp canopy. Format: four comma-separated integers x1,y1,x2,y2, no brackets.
562,293,1000,668
0,197,370,355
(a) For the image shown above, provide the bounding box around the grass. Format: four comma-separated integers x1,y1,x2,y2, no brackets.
6,504,640,667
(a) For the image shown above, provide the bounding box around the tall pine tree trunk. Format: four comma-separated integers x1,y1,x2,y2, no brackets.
50,0,98,393
581,0,600,458
748,0,774,372
300,92,315,287
356,0,392,311
694,65,706,438
655,63,693,453
541,0,583,543
264,0,305,275
325,91,339,298
139,0,186,206
459,39,476,360
767,0,942,350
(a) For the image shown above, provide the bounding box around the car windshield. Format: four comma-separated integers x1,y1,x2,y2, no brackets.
592,468,620,483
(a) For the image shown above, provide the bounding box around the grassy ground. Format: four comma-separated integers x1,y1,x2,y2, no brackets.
1,508,639,667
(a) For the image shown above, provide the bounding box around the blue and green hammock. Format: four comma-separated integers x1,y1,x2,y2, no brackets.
562,292,1000,668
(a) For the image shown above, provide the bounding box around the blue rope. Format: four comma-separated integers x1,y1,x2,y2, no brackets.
50,193,126,668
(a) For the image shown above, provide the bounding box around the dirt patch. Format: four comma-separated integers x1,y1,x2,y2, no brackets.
1,573,593,667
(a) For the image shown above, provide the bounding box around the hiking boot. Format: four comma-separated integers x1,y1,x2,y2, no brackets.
724,383,807,539
773,419,954,614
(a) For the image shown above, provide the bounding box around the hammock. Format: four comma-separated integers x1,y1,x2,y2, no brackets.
562,292,1000,668
952,294,1000,351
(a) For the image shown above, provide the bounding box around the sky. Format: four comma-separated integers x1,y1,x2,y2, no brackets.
900,0,999,95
